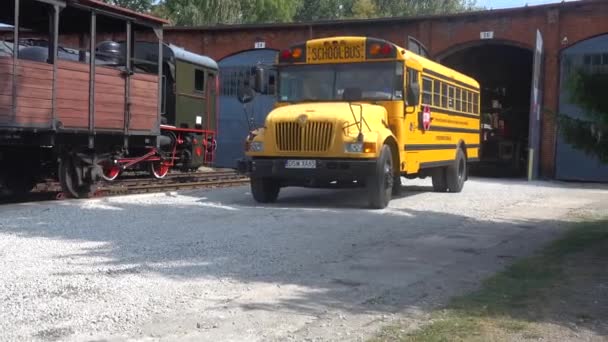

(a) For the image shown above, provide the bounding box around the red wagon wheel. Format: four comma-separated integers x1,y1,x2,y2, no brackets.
100,161,121,182
149,161,170,179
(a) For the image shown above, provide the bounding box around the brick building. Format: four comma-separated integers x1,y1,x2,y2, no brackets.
2,0,607,180
159,0,608,181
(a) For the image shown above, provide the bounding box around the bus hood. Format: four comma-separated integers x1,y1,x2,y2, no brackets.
265,102,388,127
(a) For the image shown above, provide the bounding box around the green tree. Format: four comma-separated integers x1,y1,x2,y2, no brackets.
101,0,154,12
240,0,300,23
352,0,377,19
149,0,480,25
161,0,299,26
374,0,478,16
294,0,352,21
559,69,608,162
162,0,242,25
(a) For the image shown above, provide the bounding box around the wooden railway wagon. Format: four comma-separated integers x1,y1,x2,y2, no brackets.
0,0,219,198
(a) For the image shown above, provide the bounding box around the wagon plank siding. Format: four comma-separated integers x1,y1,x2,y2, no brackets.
129,74,158,131
11,60,54,127
95,66,125,130
57,61,90,128
0,57,14,119
56,61,131,131
0,60,161,132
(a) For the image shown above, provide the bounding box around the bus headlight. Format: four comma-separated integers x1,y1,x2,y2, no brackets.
344,142,376,153
248,141,264,152
345,143,363,153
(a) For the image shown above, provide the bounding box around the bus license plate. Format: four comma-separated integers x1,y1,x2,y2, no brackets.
285,160,316,169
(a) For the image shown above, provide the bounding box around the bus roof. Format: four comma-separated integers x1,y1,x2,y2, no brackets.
405,49,480,90
299,36,480,90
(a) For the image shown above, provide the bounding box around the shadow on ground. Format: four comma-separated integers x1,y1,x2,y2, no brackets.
0,177,606,338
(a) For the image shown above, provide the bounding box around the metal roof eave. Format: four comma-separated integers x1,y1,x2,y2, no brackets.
168,44,218,70
68,0,170,26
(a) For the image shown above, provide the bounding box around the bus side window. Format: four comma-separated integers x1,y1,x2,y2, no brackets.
422,77,432,105
433,80,440,107
448,86,455,109
456,88,462,112
441,83,448,108
473,93,479,114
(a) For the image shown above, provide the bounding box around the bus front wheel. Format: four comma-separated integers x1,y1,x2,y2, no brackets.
251,178,280,203
367,144,394,209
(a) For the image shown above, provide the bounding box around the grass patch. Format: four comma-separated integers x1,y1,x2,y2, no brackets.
370,219,608,342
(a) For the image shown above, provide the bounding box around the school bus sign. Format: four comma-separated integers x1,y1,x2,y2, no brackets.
306,40,366,64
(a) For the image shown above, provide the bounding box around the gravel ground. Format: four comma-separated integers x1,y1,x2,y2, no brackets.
0,177,606,342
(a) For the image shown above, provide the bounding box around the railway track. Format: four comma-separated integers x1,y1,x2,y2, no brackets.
1,170,250,204
95,170,250,197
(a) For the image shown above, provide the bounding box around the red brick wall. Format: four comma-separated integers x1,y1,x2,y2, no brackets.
4,0,608,178
160,0,608,179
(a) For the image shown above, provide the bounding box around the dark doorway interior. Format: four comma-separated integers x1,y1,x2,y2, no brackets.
441,43,534,177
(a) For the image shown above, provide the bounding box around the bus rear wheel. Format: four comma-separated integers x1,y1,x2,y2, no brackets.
432,168,448,192
446,148,466,193
251,178,280,203
367,144,393,209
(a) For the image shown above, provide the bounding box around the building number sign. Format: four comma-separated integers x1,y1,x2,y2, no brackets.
480,31,494,40
254,41,266,49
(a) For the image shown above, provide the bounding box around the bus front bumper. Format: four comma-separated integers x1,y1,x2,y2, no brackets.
237,157,377,182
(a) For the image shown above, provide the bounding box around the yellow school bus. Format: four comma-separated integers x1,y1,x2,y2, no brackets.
237,36,480,209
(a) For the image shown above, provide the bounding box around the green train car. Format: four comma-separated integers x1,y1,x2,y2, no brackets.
97,41,220,176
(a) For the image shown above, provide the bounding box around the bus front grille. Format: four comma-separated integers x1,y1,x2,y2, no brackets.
275,121,333,152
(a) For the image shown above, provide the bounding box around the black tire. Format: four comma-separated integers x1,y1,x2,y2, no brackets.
58,156,95,199
446,148,467,193
431,167,448,192
367,144,394,209
250,178,280,203
392,174,402,196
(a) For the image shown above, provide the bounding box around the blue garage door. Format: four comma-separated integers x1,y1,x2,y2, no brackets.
556,34,608,182
215,49,278,169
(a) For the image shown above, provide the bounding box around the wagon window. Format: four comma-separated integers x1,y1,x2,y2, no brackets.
161,75,167,114
195,69,205,92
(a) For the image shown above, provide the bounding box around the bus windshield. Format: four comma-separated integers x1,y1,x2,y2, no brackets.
278,61,404,102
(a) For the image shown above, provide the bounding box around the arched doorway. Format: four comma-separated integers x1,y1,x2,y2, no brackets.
556,34,608,182
438,42,535,177
215,48,278,168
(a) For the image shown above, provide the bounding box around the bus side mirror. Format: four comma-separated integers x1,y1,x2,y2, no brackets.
343,87,362,101
406,82,420,106
253,65,266,93
237,83,255,104
406,69,420,106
